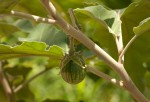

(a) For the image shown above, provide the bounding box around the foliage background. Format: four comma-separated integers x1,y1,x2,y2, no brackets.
0,0,150,102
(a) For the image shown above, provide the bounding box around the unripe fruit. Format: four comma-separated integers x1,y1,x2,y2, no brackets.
60,52,86,84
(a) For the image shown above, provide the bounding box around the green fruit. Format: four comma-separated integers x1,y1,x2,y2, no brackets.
60,52,86,84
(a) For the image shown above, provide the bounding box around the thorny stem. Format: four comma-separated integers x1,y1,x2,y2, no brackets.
0,62,15,102
41,0,149,102
14,68,51,93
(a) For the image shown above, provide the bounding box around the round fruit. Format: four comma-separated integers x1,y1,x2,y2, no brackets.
60,52,86,84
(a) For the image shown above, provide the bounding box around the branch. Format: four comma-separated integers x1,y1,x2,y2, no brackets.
119,35,138,63
114,10,124,64
9,10,56,24
40,0,58,19
14,68,51,93
40,0,149,102
41,0,129,86
41,0,120,76
68,8,79,53
68,8,124,88
68,8,79,30
87,66,124,88
0,61,14,102
115,10,123,56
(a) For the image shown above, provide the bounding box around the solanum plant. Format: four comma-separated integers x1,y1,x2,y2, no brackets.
0,0,150,102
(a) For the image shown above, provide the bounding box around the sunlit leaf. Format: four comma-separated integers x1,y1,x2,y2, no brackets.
75,5,121,35
0,41,64,60
133,17,150,35
15,22,68,51
74,5,118,59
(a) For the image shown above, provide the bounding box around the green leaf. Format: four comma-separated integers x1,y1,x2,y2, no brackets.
0,41,64,60
75,5,121,35
74,5,118,59
15,22,68,51
14,19,33,33
0,0,20,13
121,0,150,92
121,0,150,44
133,17,150,35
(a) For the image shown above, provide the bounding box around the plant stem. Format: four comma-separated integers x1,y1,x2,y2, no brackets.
41,0,150,101
9,10,56,24
3,0,148,101
68,8,79,30
69,36,75,54
114,10,124,63
87,66,124,88
0,61,15,102
119,35,138,63
116,10,123,54
68,8,79,54
68,9,124,88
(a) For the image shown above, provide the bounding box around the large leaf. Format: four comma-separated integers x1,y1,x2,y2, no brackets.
0,41,64,60
14,21,68,51
75,5,121,35
121,0,150,91
74,5,118,59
